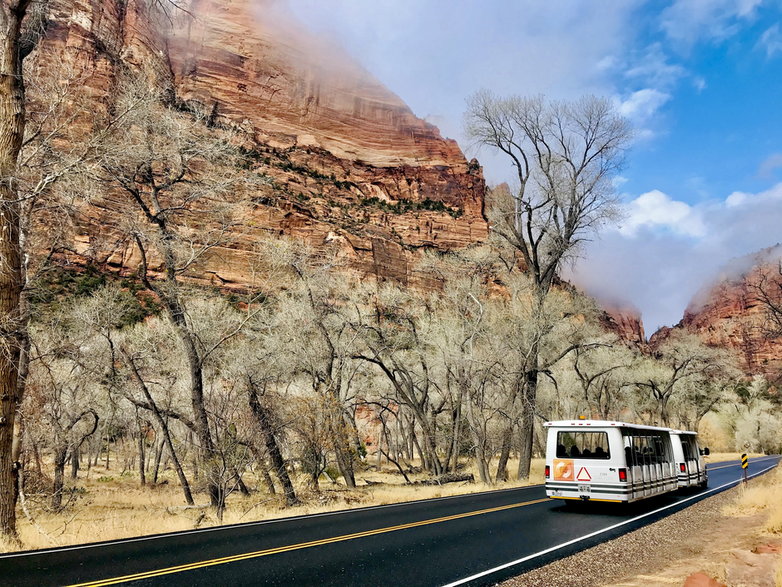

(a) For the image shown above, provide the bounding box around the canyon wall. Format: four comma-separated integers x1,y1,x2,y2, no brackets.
30,0,487,288
676,245,782,379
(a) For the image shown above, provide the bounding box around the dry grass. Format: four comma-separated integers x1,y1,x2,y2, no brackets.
720,460,782,585
722,465,782,520
5,457,545,553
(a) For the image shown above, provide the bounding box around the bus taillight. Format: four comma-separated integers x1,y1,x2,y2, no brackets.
618,468,627,482
679,463,686,473
545,465,550,479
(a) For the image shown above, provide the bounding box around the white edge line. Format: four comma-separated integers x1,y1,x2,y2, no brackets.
0,457,771,560
442,460,779,587
0,480,546,559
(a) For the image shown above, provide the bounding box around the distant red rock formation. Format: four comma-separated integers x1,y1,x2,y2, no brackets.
601,303,647,346
670,245,782,379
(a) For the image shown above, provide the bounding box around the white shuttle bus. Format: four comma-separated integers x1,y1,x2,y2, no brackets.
544,420,683,503
669,429,708,488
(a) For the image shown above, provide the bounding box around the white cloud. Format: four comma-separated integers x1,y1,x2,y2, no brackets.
661,0,763,49
619,190,706,237
758,24,782,57
569,181,782,332
624,43,686,88
616,89,672,123
725,191,750,207
693,76,707,91
725,182,782,207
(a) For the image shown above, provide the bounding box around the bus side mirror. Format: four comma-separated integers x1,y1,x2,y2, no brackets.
700,447,710,456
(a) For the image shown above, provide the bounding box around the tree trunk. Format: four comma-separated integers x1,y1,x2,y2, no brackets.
70,446,80,479
160,273,221,507
104,430,110,469
449,402,463,473
52,446,67,510
0,1,29,540
407,407,441,476
465,397,491,484
333,442,356,488
260,461,276,495
246,385,297,505
495,425,512,482
152,436,164,484
158,420,192,505
136,411,146,486
517,368,539,480
234,469,250,496
32,442,42,475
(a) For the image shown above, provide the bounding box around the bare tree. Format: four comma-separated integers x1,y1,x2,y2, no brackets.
465,92,631,479
637,330,738,426
91,78,249,510
754,260,782,339
266,239,365,488
0,0,39,539
0,0,184,539
355,283,448,476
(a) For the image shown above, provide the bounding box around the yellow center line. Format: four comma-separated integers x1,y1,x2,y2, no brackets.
69,497,549,587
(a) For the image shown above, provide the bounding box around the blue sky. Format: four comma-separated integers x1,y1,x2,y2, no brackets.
283,0,782,333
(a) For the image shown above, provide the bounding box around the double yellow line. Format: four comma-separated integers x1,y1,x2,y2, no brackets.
70,497,549,586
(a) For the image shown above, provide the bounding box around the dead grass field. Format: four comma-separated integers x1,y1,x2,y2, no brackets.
4,457,546,553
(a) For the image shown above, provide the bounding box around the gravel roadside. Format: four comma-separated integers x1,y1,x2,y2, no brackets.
500,486,751,587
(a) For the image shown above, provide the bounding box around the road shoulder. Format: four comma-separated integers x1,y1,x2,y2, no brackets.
501,481,781,587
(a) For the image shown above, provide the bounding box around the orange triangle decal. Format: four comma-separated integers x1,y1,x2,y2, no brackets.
576,467,591,481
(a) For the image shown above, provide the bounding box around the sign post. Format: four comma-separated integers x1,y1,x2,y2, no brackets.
741,453,749,483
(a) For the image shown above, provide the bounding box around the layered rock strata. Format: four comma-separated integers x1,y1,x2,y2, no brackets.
30,0,487,288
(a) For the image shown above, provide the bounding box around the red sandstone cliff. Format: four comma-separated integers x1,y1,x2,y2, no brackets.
600,304,646,346
678,245,782,379
29,0,487,287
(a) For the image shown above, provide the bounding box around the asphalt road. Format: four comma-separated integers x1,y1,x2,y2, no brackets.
1,456,777,587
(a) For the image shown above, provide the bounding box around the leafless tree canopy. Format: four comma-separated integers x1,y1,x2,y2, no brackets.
466,92,631,294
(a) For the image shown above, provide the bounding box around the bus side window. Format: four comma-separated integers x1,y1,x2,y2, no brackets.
654,437,664,464
682,439,691,461
625,445,633,466
569,445,581,458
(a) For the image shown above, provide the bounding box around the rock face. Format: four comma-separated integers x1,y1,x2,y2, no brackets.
678,245,782,379
601,303,646,346
31,0,487,287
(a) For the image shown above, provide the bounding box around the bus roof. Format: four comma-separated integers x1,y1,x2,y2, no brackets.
543,419,681,433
